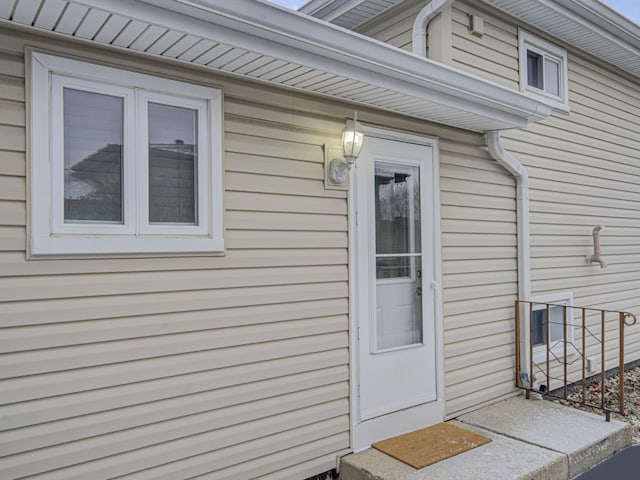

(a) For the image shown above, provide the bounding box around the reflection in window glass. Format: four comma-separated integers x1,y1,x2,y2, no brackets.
375,163,421,278
526,50,543,90
148,103,198,224
532,306,566,346
544,58,560,96
63,88,123,223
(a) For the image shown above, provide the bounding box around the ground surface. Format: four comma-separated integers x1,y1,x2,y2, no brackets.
572,445,640,479
554,366,640,443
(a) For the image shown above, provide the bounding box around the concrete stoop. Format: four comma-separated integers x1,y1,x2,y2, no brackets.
340,398,632,480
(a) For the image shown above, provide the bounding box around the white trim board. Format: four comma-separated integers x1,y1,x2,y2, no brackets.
348,126,445,451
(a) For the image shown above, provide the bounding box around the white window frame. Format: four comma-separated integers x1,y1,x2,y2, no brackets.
519,30,569,111
531,292,576,364
30,52,224,255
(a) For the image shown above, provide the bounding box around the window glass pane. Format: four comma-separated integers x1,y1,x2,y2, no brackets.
376,256,411,279
148,103,198,224
526,50,543,90
533,305,566,346
548,305,566,343
375,163,421,255
544,58,560,96
63,88,123,223
532,309,547,346
374,161,423,351
376,260,423,350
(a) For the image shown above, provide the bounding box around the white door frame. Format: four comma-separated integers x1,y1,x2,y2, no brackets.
348,125,445,451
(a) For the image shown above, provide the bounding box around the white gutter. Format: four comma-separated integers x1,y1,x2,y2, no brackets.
486,131,531,378
412,0,456,56
59,0,551,130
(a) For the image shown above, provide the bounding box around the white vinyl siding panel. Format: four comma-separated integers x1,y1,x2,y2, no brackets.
0,33,349,480
439,138,519,417
450,1,520,89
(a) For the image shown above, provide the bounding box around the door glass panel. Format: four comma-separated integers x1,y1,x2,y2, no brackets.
63,88,123,223
376,255,410,279
374,162,423,350
148,103,198,224
375,163,421,256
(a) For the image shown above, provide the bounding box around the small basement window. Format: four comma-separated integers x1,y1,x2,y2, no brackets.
531,292,576,363
519,30,569,110
30,52,224,255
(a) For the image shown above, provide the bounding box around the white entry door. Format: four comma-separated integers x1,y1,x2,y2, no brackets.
352,133,443,450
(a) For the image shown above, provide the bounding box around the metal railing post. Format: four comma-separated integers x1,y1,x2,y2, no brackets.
513,300,635,419
581,308,586,405
619,312,625,415
601,311,606,411
515,300,521,388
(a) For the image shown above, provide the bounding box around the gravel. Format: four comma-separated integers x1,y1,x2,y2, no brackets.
553,365,640,443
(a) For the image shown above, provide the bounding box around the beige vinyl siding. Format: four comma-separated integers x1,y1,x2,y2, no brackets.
449,0,520,89
440,138,519,416
502,50,640,374
1,13,571,474
0,29,349,480
356,0,426,51
441,0,640,397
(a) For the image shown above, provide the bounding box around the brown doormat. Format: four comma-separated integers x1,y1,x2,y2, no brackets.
372,422,492,469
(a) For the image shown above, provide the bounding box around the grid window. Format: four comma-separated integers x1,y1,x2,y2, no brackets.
30,52,224,255
519,30,568,110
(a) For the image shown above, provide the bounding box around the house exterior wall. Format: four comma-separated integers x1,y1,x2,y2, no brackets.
0,24,522,478
356,0,424,51
0,28,353,480
445,0,640,372
355,0,640,407
439,137,519,416
449,1,519,89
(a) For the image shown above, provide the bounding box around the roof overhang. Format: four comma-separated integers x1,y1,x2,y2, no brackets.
0,0,551,131
483,0,640,78
303,0,640,79
300,0,405,29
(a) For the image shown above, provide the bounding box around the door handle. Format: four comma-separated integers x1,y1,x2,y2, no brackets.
416,286,422,296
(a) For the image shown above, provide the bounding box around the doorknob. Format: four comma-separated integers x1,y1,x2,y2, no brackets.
416,286,422,296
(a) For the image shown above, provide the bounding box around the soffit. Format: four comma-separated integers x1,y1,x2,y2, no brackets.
0,0,550,131
303,0,640,79
300,0,405,29
483,0,640,78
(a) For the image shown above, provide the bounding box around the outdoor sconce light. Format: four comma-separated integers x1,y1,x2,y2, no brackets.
328,112,364,184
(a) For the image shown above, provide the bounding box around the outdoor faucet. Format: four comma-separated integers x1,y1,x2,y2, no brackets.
586,224,607,268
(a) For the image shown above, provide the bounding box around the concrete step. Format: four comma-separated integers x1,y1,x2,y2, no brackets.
340,397,632,480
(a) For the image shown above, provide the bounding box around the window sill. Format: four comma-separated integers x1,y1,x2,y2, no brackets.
521,88,570,113
30,235,224,256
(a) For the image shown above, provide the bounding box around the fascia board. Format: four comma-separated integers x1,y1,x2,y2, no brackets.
483,0,640,76
541,0,640,58
561,0,640,48
73,0,551,126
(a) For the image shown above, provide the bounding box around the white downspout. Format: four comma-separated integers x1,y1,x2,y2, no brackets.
486,131,531,383
412,0,456,56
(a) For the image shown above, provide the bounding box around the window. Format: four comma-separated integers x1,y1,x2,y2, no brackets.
531,292,576,363
519,30,569,110
30,52,224,255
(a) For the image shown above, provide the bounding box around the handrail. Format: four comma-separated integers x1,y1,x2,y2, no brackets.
515,300,637,420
